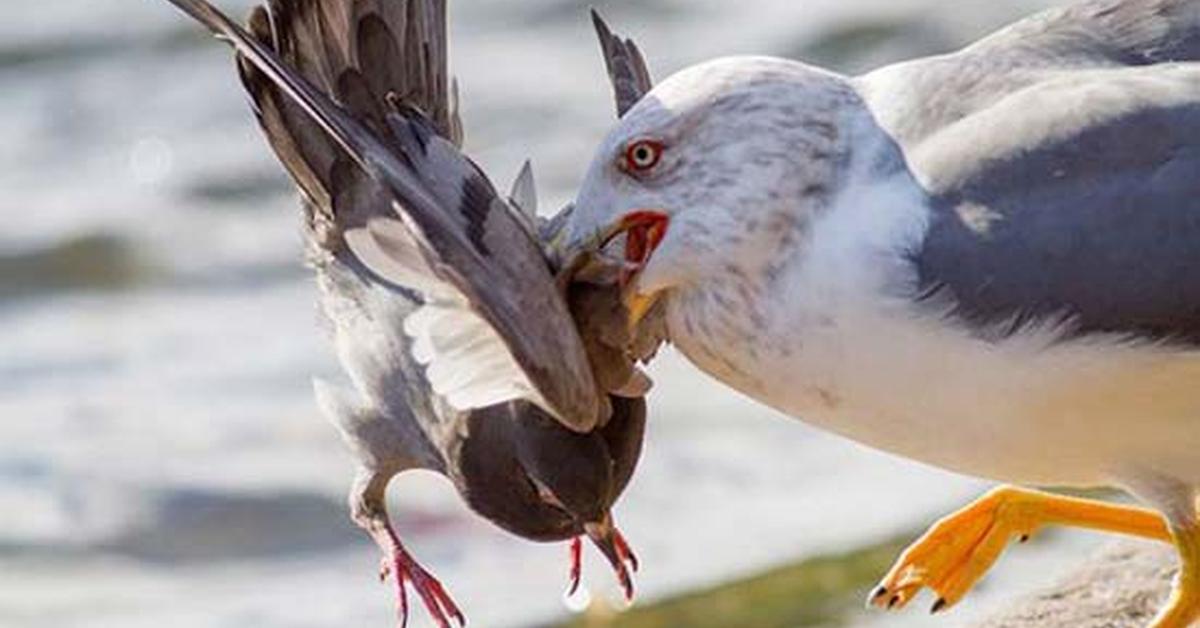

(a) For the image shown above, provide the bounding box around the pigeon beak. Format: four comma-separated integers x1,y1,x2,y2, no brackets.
584,512,640,600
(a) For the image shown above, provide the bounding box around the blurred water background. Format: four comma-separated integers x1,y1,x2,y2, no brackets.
0,1,1111,626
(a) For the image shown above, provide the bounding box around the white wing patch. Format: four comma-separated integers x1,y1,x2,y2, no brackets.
404,300,551,414
345,215,554,417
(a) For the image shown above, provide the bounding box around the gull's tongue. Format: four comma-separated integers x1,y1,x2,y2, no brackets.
620,225,649,287
619,211,669,288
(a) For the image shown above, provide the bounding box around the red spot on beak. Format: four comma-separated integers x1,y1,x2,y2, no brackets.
617,210,670,288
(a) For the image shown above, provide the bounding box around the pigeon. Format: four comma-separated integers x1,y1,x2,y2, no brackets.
562,0,1200,626
161,0,662,625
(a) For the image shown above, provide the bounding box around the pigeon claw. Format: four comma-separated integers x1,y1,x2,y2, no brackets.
613,528,640,573
380,542,466,628
567,537,584,596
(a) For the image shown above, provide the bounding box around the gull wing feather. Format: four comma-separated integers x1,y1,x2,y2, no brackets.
858,0,1200,345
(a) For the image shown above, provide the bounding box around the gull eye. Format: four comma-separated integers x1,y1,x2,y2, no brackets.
622,139,664,173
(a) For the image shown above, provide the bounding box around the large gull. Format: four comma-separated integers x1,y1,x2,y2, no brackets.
564,0,1200,626
163,0,662,625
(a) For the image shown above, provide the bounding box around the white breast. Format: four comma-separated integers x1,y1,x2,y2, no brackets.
668,171,1200,489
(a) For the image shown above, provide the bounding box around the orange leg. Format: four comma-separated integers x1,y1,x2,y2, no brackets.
1149,519,1200,628
869,485,1171,614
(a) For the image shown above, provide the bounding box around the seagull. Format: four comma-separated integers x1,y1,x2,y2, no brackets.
163,0,661,625
563,0,1200,625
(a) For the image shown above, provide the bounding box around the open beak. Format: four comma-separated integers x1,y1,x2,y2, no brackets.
555,210,669,329
614,211,669,330
622,289,659,331
570,512,640,600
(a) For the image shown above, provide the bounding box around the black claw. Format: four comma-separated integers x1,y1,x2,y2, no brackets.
931,598,947,614
870,585,889,602
1019,534,1031,543
888,595,900,610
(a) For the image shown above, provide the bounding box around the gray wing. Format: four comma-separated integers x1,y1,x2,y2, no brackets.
235,0,461,211
167,0,604,431
857,0,1200,345
591,10,653,118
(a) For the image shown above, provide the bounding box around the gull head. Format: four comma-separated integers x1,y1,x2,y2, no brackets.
568,56,863,325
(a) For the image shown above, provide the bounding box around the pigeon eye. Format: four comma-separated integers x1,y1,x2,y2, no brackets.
622,139,664,173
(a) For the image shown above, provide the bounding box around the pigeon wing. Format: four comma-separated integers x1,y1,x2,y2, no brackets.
167,0,603,432
591,10,653,118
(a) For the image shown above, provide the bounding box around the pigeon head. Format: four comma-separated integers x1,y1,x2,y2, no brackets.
452,395,645,597
568,57,863,326
453,395,646,543
510,405,615,525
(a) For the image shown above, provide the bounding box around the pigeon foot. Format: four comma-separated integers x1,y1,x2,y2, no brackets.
567,537,584,595
377,523,465,628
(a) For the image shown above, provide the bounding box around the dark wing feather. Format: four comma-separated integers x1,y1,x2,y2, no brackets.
601,396,646,498
166,0,603,431
591,10,653,118
236,0,458,212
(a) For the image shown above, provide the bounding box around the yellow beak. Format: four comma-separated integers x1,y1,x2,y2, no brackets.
622,285,660,331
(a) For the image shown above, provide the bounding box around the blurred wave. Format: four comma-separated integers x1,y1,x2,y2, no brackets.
0,26,208,74
181,169,290,208
0,234,155,300
0,489,353,563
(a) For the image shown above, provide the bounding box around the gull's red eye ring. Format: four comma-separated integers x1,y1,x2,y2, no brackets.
622,139,664,173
